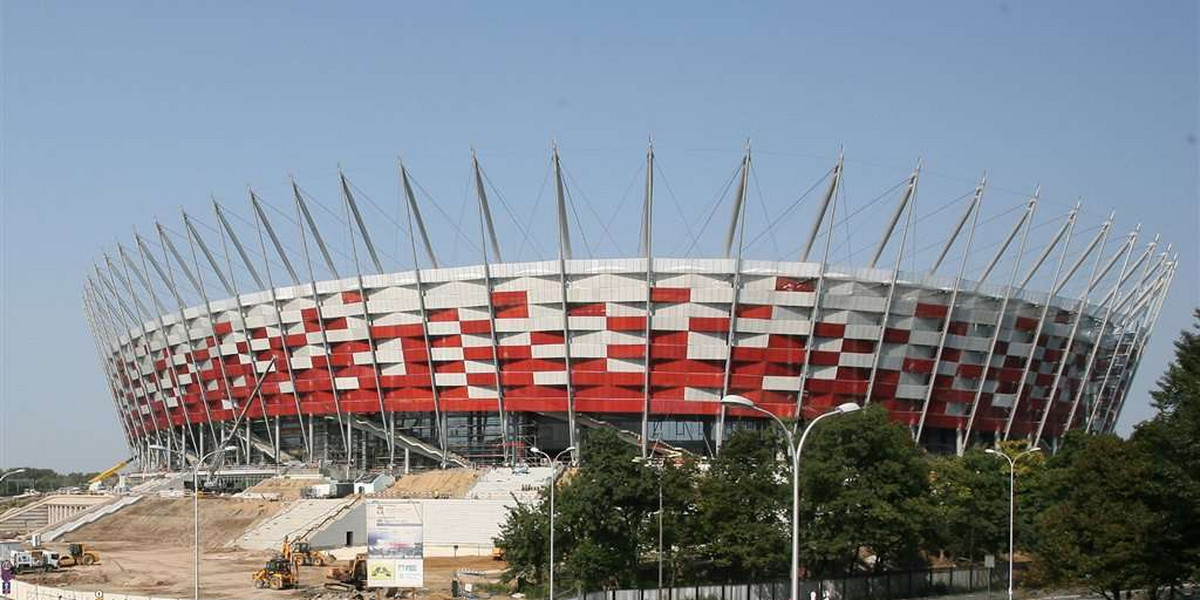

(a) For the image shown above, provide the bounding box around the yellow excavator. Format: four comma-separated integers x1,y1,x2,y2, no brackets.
281,535,335,567
87,457,131,492
252,556,299,590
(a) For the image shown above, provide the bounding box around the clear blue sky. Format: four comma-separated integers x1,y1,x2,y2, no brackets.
2,1,1195,471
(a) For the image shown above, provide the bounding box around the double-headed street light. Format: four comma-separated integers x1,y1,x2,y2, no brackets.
720,395,860,600
985,447,1041,600
150,443,237,600
633,442,667,595
149,356,276,600
529,446,575,600
0,469,27,496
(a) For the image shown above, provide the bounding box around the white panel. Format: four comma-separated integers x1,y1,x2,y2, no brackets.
607,358,645,373
762,376,802,391
434,373,468,386
533,371,568,386
431,348,465,361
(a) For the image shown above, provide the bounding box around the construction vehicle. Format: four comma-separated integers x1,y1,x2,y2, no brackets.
87,457,131,492
57,543,100,567
281,535,334,567
252,556,299,590
491,546,504,561
11,549,60,574
325,553,368,592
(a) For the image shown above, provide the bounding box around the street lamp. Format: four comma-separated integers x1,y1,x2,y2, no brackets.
633,444,667,595
985,447,1041,600
150,355,276,600
529,446,575,600
720,395,860,600
0,469,27,496
150,443,237,600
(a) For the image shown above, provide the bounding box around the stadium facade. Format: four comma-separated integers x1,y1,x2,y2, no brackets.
83,146,1177,470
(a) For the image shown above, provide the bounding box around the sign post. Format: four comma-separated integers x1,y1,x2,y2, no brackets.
366,500,424,589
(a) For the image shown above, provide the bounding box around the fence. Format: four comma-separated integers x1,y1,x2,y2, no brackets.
569,565,1003,600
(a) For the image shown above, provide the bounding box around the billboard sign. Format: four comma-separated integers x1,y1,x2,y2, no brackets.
366,500,424,588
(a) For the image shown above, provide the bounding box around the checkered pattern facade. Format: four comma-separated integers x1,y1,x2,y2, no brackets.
96,256,1135,454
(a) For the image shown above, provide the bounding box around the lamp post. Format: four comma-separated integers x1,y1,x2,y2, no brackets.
529,446,575,600
985,447,1041,600
0,469,27,496
720,395,860,600
151,443,237,600
150,355,276,600
633,444,666,595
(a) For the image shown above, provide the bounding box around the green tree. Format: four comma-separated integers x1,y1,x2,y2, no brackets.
1133,308,1200,587
693,428,789,580
798,405,931,575
495,494,550,589
1032,434,1161,600
556,428,657,591
925,449,1008,561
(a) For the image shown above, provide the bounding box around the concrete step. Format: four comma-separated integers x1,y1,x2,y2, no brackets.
40,496,144,542
228,497,357,551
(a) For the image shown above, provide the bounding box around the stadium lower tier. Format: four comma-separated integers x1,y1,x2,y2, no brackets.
91,258,1144,464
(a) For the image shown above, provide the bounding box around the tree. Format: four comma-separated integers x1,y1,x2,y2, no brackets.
798,405,931,575
925,449,1009,561
495,494,551,589
556,428,657,591
693,428,789,580
1134,309,1200,586
1032,434,1161,600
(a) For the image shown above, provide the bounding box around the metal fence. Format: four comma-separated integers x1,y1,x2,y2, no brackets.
569,565,1002,600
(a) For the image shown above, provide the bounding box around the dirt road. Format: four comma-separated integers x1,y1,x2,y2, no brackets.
18,545,505,599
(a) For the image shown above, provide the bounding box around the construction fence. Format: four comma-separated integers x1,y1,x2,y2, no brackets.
568,565,1003,600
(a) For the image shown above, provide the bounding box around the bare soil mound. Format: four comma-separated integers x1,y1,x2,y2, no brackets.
381,469,479,499
242,476,317,499
66,497,285,549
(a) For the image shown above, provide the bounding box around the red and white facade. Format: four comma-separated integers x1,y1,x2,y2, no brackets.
82,150,1177,468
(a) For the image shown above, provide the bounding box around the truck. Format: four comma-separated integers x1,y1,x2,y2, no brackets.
11,549,60,574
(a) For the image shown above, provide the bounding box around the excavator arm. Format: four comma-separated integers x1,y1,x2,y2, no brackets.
88,457,132,485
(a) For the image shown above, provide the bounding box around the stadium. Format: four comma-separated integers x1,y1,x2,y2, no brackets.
82,145,1177,470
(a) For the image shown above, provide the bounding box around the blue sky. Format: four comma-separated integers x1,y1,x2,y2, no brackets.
2,1,1195,471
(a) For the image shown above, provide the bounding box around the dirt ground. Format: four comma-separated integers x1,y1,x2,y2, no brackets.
17,543,507,600
243,477,319,500
380,469,480,499
16,495,508,599
66,497,285,549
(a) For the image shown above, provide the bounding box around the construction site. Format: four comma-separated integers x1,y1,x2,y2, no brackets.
0,464,551,599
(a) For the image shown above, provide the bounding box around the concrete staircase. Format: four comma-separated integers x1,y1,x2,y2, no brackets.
39,496,144,542
229,497,358,550
0,495,111,534
0,499,50,532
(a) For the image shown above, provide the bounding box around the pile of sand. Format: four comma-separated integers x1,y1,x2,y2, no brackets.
379,468,480,499
67,497,285,549
241,476,318,500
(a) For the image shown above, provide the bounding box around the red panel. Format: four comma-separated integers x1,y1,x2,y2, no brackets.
569,303,606,317
813,322,845,338
775,277,815,292
460,320,491,335
492,291,527,306
689,317,730,333
651,287,691,303
531,331,564,345
736,304,773,319
915,303,949,319
608,316,646,331
428,308,459,322
607,344,645,359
